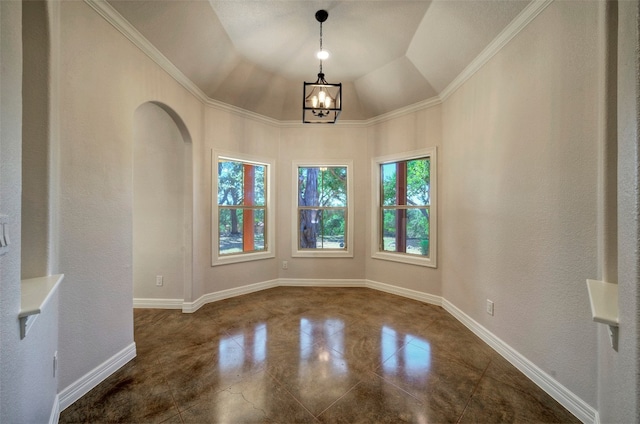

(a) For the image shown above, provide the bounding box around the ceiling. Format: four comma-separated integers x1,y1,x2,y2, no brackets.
107,0,532,121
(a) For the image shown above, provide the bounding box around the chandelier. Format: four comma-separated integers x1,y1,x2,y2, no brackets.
302,10,342,124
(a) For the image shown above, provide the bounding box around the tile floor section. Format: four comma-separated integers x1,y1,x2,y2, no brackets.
60,287,580,423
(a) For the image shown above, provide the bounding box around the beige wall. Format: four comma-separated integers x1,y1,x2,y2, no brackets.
57,0,203,389
133,102,189,301
441,0,599,405
7,0,637,421
366,106,443,295
277,125,368,280
195,108,281,298
1,2,61,423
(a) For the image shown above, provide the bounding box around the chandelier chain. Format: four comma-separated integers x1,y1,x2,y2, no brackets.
319,21,323,74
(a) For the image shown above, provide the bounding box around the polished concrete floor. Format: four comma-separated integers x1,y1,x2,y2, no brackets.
60,287,579,423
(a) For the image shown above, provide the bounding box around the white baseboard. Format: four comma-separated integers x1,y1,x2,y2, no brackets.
133,297,183,309
49,394,60,424
279,278,367,288
442,299,598,424
365,279,442,306
58,342,136,412
182,279,279,313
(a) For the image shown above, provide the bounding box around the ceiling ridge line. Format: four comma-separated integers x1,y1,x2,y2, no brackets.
84,0,551,128
439,0,554,102
83,0,281,127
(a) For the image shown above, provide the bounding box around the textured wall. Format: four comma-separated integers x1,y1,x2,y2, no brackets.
14,0,635,420
193,108,281,300
1,2,59,423
56,1,203,390
277,125,368,280
365,106,443,295
441,0,599,407
0,3,25,421
598,0,640,421
133,102,187,301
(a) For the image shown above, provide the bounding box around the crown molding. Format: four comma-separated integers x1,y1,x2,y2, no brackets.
85,0,551,127
278,119,370,129
439,0,554,102
203,97,282,127
365,96,442,125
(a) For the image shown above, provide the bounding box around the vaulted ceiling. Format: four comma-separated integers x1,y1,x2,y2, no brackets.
106,0,532,121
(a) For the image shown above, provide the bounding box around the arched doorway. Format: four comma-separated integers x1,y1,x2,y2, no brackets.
133,102,192,307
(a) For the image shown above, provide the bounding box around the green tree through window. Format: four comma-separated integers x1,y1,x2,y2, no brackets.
298,166,347,250
381,157,430,256
217,159,266,255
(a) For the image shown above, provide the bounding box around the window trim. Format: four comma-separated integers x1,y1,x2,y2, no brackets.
371,148,437,268
292,160,354,258
212,150,275,266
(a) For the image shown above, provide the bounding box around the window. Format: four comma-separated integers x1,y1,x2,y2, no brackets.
292,161,353,257
212,151,275,266
372,148,436,267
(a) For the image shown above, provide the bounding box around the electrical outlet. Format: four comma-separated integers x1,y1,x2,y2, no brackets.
156,275,163,286
282,260,288,270
486,299,494,316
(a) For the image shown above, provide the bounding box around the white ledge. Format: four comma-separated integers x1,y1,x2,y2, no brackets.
586,279,618,327
19,274,64,339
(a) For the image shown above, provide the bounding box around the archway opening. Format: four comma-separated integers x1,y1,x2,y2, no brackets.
133,102,192,306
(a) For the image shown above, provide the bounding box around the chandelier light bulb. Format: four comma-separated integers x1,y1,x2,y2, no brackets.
316,50,329,60
302,9,342,123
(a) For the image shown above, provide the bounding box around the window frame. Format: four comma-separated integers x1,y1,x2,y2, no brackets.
371,148,437,268
212,150,275,266
292,160,354,258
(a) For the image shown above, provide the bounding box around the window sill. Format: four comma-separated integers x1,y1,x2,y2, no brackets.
292,250,353,258
212,251,274,267
19,274,64,339
372,252,436,268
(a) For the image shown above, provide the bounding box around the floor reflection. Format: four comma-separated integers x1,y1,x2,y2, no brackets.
382,326,431,376
59,287,581,424
299,317,348,378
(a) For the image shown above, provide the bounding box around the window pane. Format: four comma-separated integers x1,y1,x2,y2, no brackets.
298,167,320,207
320,167,347,207
406,208,429,256
253,209,266,251
252,164,266,206
219,209,243,255
381,163,397,206
382,209,398,252
218,160,244,206
298,166,347,207
299,208,346,249
381,208,430,256
406,158,430,206
299,208,321,248
318,209,346,248
219,208,266,255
